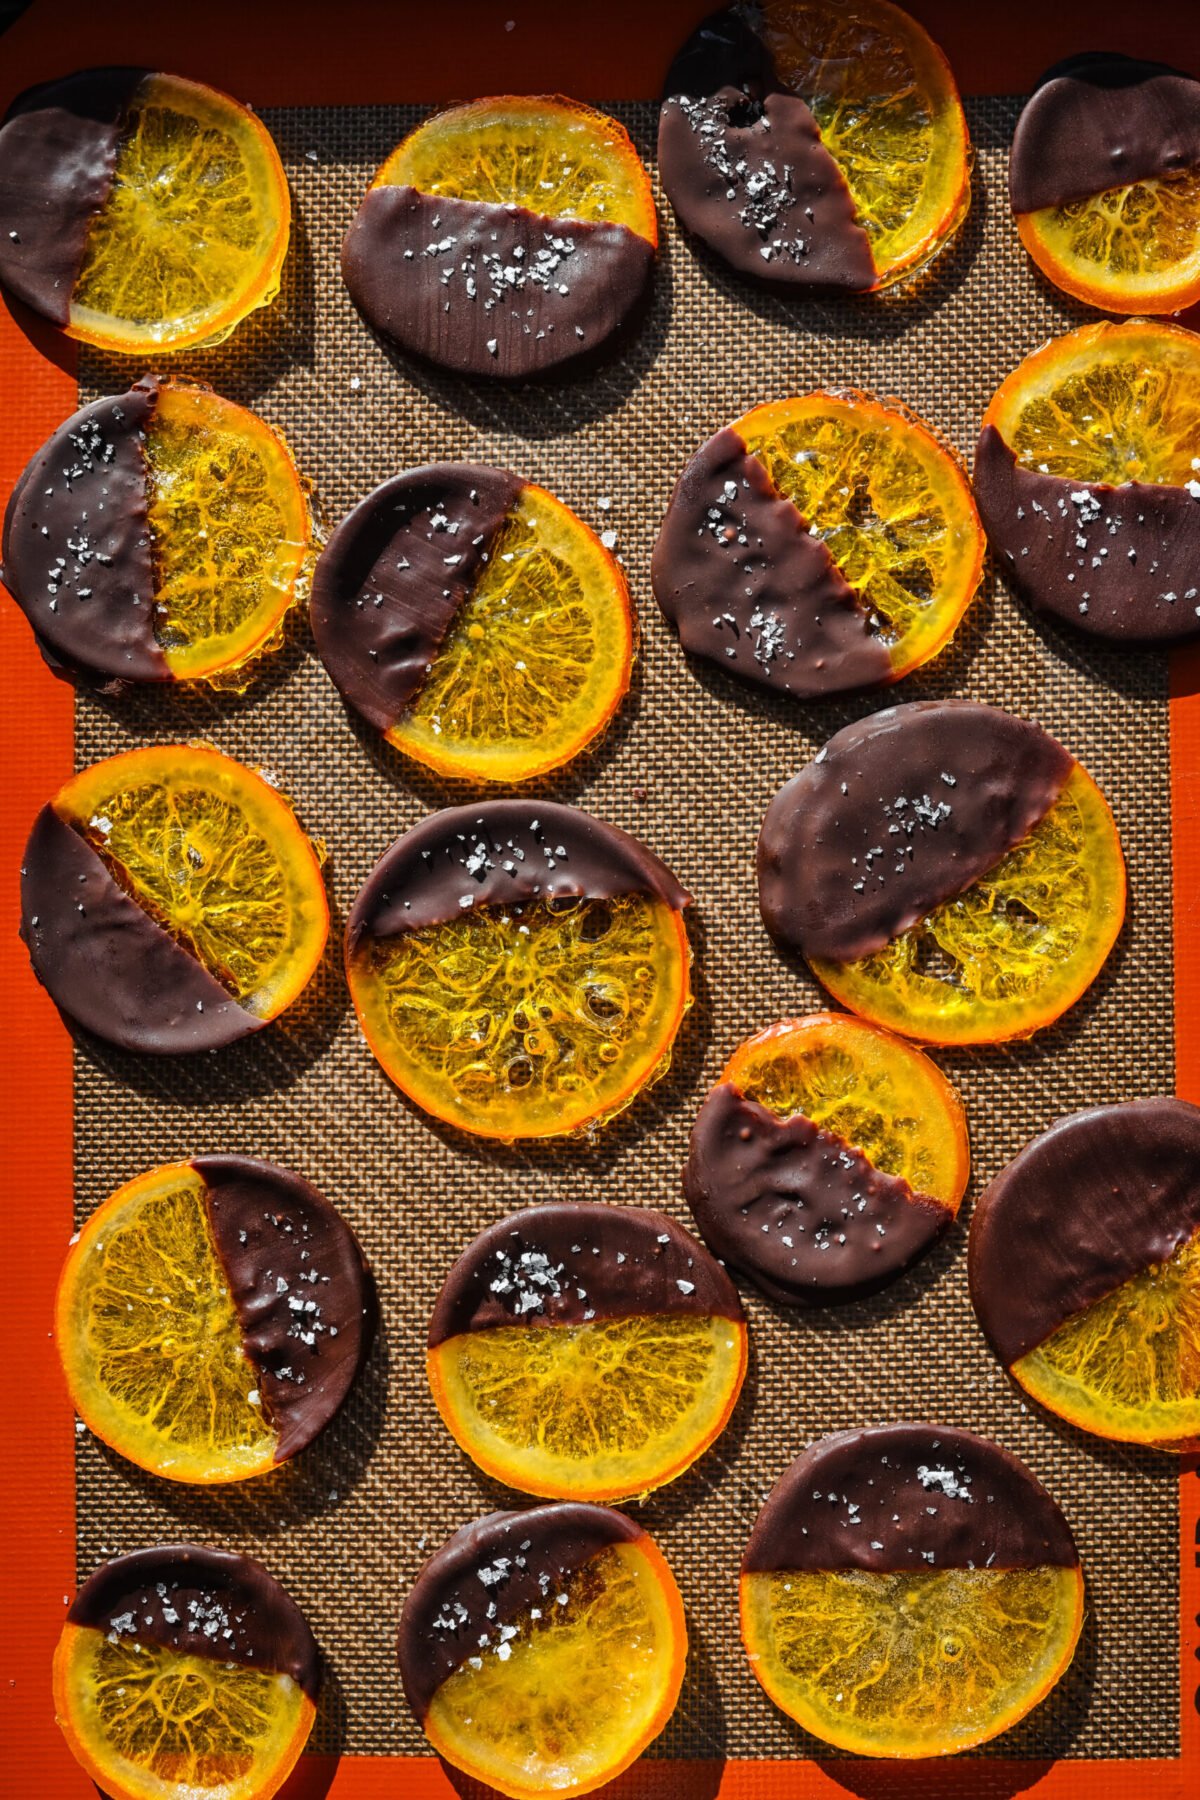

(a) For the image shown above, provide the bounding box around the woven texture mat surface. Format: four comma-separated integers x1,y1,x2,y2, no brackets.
73,99,1176,1762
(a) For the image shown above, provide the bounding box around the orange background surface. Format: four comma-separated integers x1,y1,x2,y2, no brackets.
0,3,1198,1796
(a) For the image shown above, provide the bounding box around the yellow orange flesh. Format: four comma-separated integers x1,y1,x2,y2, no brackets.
348,892,690,1140
54,1621,314,1800
387,484,632,783
428,1312,747,1501
69,74,290,354
740,1563,1082,1756
736,393,983,681
376,95,657,244
983,318,1200,488
1018,169,1200,315
55,1163,276,1483
1014,1229,1200,1450
723,1013,968,1209
146,383,311,684
425,1539,686,1799
56,744,328,1019
811,763,1125,1045
759,0,970,286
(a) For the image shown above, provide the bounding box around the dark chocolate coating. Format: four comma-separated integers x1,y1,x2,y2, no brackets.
347,799,690,951
2,380,166,682
969,1098,1200,1367
398,1504,643,1719
1010,54,1200,215
0,67,145,325
757,700,1074,963
685,1083,950,1305
68,1544,322,1698
196,1156,373,1463
428,1202,743,1348
342,186,654,381
651,425,890,698
309,463,522,733
20,806,261,1054
743,1425,1079,1575
974,424,1200,645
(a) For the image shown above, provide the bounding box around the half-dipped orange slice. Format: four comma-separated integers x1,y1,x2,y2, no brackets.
58,1156,371,1482
310,465,631,782
686,1014,968,1302
659,1,969,293
741,1425,1083,1756
399,1504,686,1798
20,744,328,1053
428,1203,746,1500
1010,55,1200,316
54,1545,320,1800
2,378,312,687
970,1099,1200,1450
975,320,1200,643
0,70,289,352
758,701,1125,1045
342,96,656,379
653,393,983,699
345,799,691,1139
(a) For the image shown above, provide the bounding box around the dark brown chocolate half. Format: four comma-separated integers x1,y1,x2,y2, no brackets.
685,1083,951,1305
658,8,874,291
398,1504,643,1720
68,1544,322,1698
651,425,890,697
20,805,262,1054
2,379,166,681
347,799,690,952
309,463,522,733
757,700,1074,963
0,67,146,326
341,186,654,381
428,1202,742,1348
969,1098,1200,1368
195,1155,373,1463
1010,54,1200,216
974,424,1200,644
743,1425,1079,1575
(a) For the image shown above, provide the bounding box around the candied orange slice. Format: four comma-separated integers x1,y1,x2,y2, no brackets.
758,0,970,287
68,73,289,353
736,393,983,680
811,763,1125,1045
425,1537,686,1798
57,744,327,1019
375,95,657,244
1018,171,1200,316
389,485,632,783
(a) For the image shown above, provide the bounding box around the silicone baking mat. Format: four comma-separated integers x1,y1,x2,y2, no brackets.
2,5,1199,1798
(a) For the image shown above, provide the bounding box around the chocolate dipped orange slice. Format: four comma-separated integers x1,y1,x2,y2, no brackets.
652,394,983,699
970,1099,1200,1450
399,1504,686,1798
428,1203,746,1500
686,1014,968,1303
758,701,1125,1045
20,744,328,1053
345,800,691,1140
54,1545,320,1800
57,1156,371,1482
342,96,656,380
0,70,289,352
310,464,631,781
741,1425,1083,1756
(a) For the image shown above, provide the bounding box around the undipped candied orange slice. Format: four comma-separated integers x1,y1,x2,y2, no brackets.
55,1546,319,1800
399,1505,686,1799
426,1205,746,1500
741,1426,1083,1756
